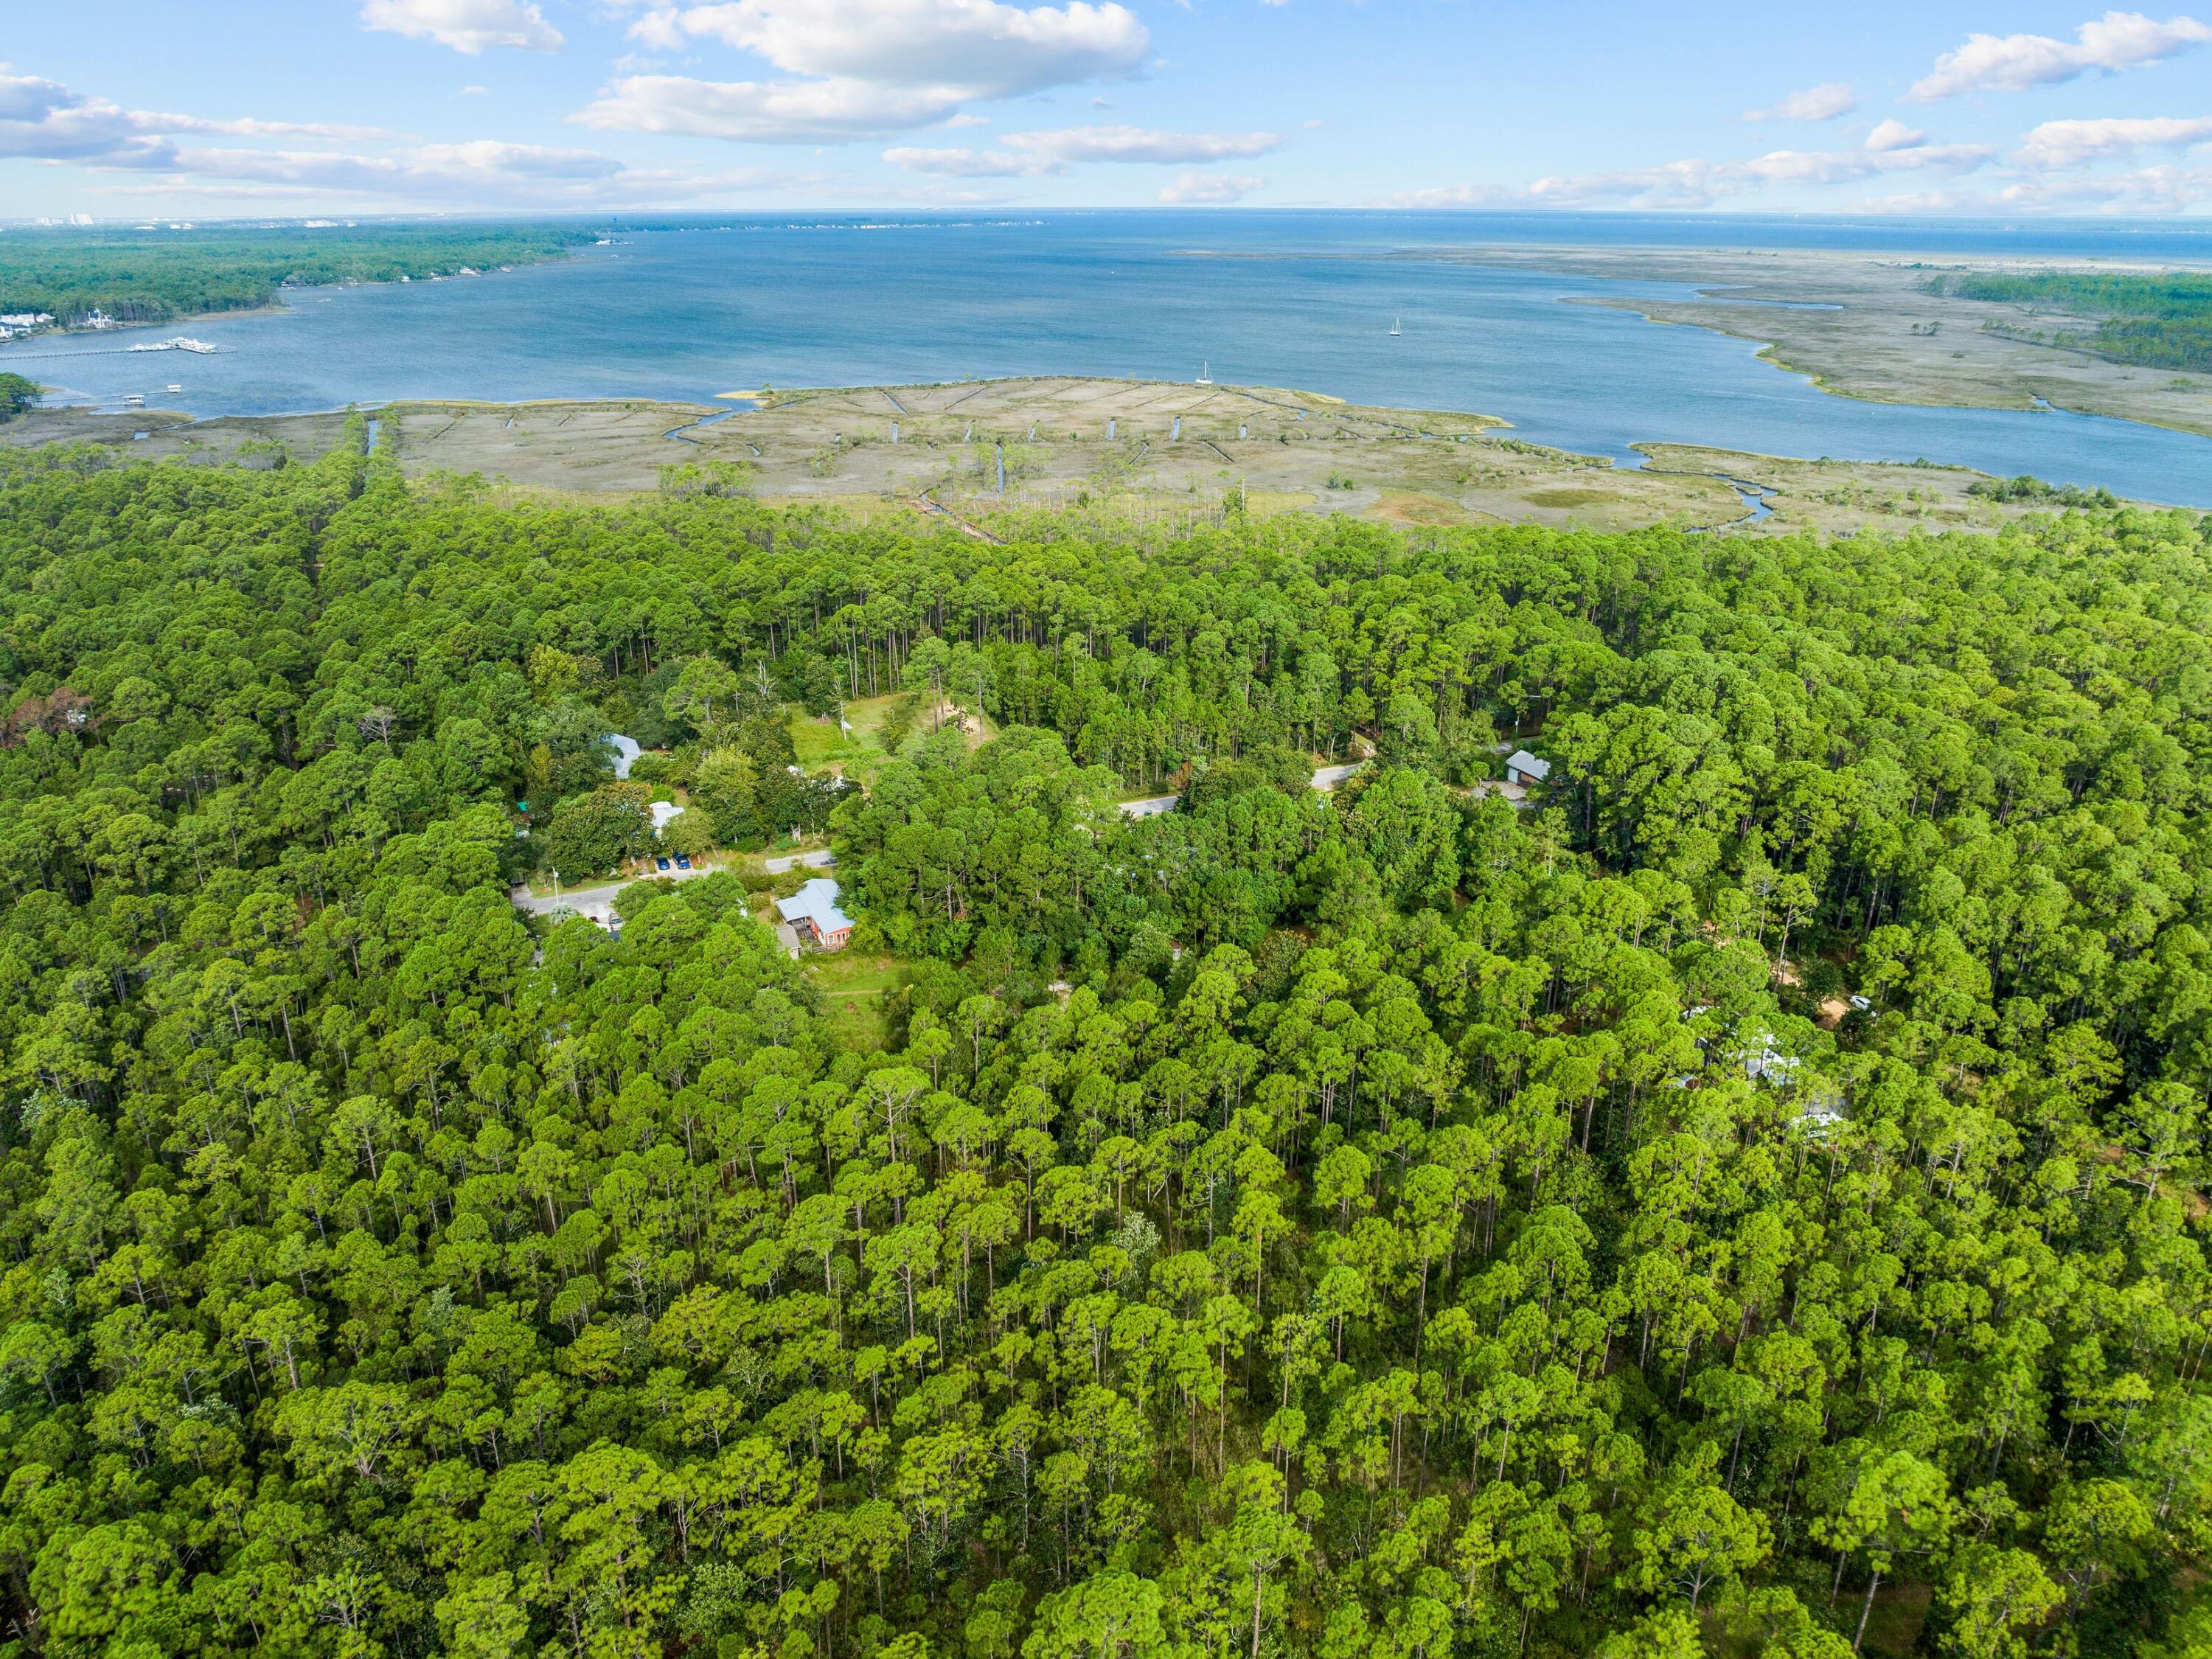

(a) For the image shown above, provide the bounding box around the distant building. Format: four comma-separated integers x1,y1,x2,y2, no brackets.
0,313,53,330
776,878,854,950
1504,749,1551,788
649,801,684,836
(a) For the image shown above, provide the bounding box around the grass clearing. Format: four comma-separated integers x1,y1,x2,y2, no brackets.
806,950,903,1051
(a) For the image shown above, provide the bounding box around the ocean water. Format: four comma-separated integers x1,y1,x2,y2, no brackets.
16,210,2212,501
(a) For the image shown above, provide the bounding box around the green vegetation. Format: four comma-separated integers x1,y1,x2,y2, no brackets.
0,425,2208,1659
1924,271,2212,373
1965,475,2118,508
0,375,34,421
0,222,594,327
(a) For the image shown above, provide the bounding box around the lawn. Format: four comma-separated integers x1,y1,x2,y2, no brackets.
805,949,903,1051
787,695,996,787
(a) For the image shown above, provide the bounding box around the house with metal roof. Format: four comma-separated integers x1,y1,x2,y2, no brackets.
1504,749,1551,788
775,878,854,950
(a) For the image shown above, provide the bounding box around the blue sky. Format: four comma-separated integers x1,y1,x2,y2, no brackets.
5,2,2212,217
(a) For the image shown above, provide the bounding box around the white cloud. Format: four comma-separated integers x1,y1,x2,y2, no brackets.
1382,135,1990,212
1012,123,1279,161
173,140,620,192
112,139,813,207
631,0,1145,97
1860,164,2212,213
1864,119,1926,152
883,144,1054,175
144,113,393,139
0,69,386,167
1910,10,2211,100
459,84,490,95
589,0,1147,142
0,70,173,165
2014,112,2212,167
577,74,970,142
0,66,821,209
360,0,565,54
1158,171,1265,204
1746,83,1857,122
883,123,1279,175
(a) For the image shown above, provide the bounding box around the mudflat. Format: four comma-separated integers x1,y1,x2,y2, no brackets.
1388,244,2212,439
1,374,2191,535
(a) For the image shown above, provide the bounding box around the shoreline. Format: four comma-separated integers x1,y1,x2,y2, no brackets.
13,380,2200,540
14,378,2197,503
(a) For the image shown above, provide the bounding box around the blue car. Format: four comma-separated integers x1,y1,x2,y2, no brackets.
655,857,672,872
675,855,693,871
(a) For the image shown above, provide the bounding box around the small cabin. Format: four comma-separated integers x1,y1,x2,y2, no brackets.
1504,749,1551,789
776,878,854,951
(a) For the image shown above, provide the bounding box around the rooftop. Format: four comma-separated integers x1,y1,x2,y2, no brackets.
1506,749,1551,783
776,877,853,936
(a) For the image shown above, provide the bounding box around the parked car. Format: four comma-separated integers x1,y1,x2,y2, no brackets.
675,855,693,871
655,857,672,872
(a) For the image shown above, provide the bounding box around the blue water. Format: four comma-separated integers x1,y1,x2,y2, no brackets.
15,211,2212,502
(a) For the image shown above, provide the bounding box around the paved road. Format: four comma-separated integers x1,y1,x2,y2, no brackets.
1119,795,1180,818
763,848,837,874
1116,762,1366,818
512,849,834,925
510,860,717,919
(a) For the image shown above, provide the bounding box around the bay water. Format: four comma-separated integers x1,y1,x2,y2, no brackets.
18,211,2212,502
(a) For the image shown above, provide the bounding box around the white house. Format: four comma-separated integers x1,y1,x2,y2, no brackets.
649,801,684,836
1504,750,1551,788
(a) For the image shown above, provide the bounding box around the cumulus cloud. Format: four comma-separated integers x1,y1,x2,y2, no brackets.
577,74,971,142
0,70,175,165
1158,170,1265,204
1909,10,2211,100
0,69,386,167
586,0,1147,142
633,0,1146,94
359,0,565,54
1,62,818,209
1745,83,1858,122
2014,113,2212,167
1864,119,1927,152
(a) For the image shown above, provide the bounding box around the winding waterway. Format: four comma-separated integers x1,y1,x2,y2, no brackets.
15,211,2212,502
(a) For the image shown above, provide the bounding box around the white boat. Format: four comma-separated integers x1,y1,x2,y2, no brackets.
1195,360,1213,386
166,384,182,394
122,336,218,355
1389,318,1402,337
122,394,145,406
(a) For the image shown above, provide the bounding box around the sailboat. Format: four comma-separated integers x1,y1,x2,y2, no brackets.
1195,360,1213,386
1388,318,1402,337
